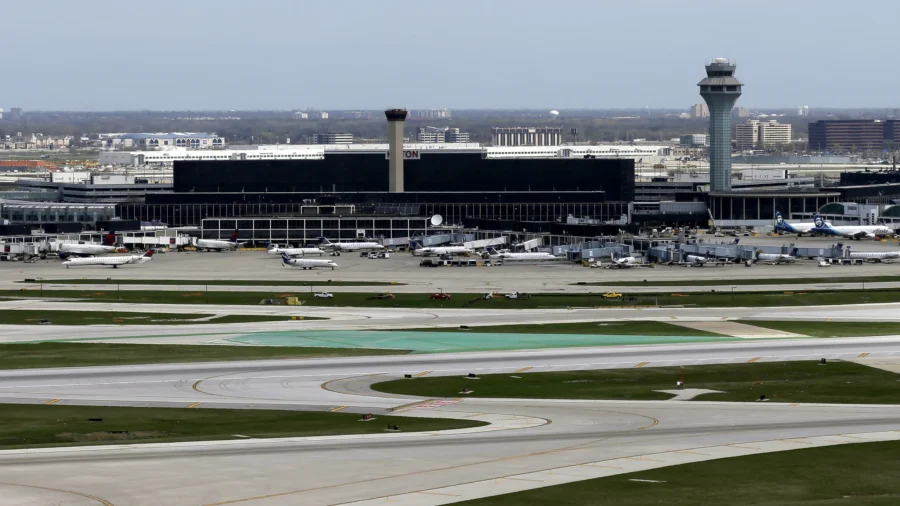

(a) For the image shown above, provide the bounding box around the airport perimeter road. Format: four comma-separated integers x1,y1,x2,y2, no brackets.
2,342,900,505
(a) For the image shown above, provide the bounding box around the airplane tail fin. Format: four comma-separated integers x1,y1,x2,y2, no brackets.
281,252,291,263
229,230,239,243
318,237,332,245
410,241,420,250
143,250,155,258
733,238,740,244
103,232,116,246
487,247,499,255
790,247,799,257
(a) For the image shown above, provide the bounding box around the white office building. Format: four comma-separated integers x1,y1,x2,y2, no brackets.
491,127,561,147
312,132,353,144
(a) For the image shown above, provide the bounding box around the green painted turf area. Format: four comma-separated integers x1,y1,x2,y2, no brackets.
23,278,400,286
0,343,406,369
744,320,900,338
0,404,482,449
5,288,900,308
404,321,724,336
457,440,900,506
373,362,900,403
576,275,900,287
0,310,313,325
226,328,736,353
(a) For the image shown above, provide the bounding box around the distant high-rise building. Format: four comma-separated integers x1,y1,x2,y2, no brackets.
758,120,792,148
415,109,451,120
444,127,470,143
690,103,710,118
416,126,446,143
491,127,561,146
735,120,759,151
312,132,353,144
698,58,743,192
292,111,309,120
732,107,750,118
8,107,22,121
796,106,810,117
0,108,3,120
343,111,372,120
809,120,887,152
679,134,708,147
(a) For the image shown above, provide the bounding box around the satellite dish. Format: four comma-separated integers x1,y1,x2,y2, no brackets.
430,214,444,227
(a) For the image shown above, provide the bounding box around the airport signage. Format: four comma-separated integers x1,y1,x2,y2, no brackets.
385,150,421,160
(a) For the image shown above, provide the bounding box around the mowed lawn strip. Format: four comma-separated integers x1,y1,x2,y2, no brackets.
0,404,483,450
456,440,900,506
0,342,408,369
402,321,725,336
0,310,316,325
5,288,900,308
373,362,900,404
743,320,900,338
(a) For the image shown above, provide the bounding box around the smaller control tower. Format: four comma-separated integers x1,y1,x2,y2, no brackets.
385,108,408,192
699,58,743,192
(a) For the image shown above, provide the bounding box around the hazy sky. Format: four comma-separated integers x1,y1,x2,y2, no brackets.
3,0,898,110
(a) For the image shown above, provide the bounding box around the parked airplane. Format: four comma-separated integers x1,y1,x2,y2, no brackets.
267,244,325,256
62,250,154,268
318,237,384,252
58,232,117,257
755,248,799,264
840,243,900,263
486,247,561,261
774,211,818,236
411,241,472,257
281,252,337,270
684,254,709,266
813,215,893,240
195,230,245,251
608,253,642,268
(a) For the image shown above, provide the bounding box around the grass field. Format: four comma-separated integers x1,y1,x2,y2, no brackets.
0,404,482,449
5,288,900,308
0,309,313,325
745,320,900,338
373,362,900,404
0,342,407,369
458,440,900,506
22,278,400,287
576,275,900,287
405,321,724,336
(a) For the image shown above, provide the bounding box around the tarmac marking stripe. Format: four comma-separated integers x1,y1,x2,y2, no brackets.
415,491,459,497
187,402,203,409
44,398,61,405
329,406,348,412
790,403,800,407
499,476,544,483
676,450,710,455
191,380,202,392
414,371,432,377
582,464,622,469
514,366,533,373
837,434,868,440
727,445,760,450
781,439,814,445
858,352,870,358
627,457,666,462
747,357,761,363
635,361,650,368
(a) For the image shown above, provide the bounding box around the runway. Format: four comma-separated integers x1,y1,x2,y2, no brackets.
2,340,900,505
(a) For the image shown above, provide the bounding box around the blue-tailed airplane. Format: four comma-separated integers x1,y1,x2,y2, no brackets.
813,214,894,240
774,211,817,236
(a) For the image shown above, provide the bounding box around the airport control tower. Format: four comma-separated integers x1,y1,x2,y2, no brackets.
385,108,408,192
699,58,743,192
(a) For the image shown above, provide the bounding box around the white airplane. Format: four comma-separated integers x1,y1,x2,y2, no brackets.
683,254,709,266
281,252,337,270
841,244,900,263
608,253,640,268
318,237,384,252
485,247,562,261
267,244,325,257
58,232,118,257
813,214,894,240
755,248,799,264
774,211,819,236
62,250,154,268
196,230,245,251
411,241,472,257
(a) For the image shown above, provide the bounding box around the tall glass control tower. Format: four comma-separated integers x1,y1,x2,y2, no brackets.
699,58,742,192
